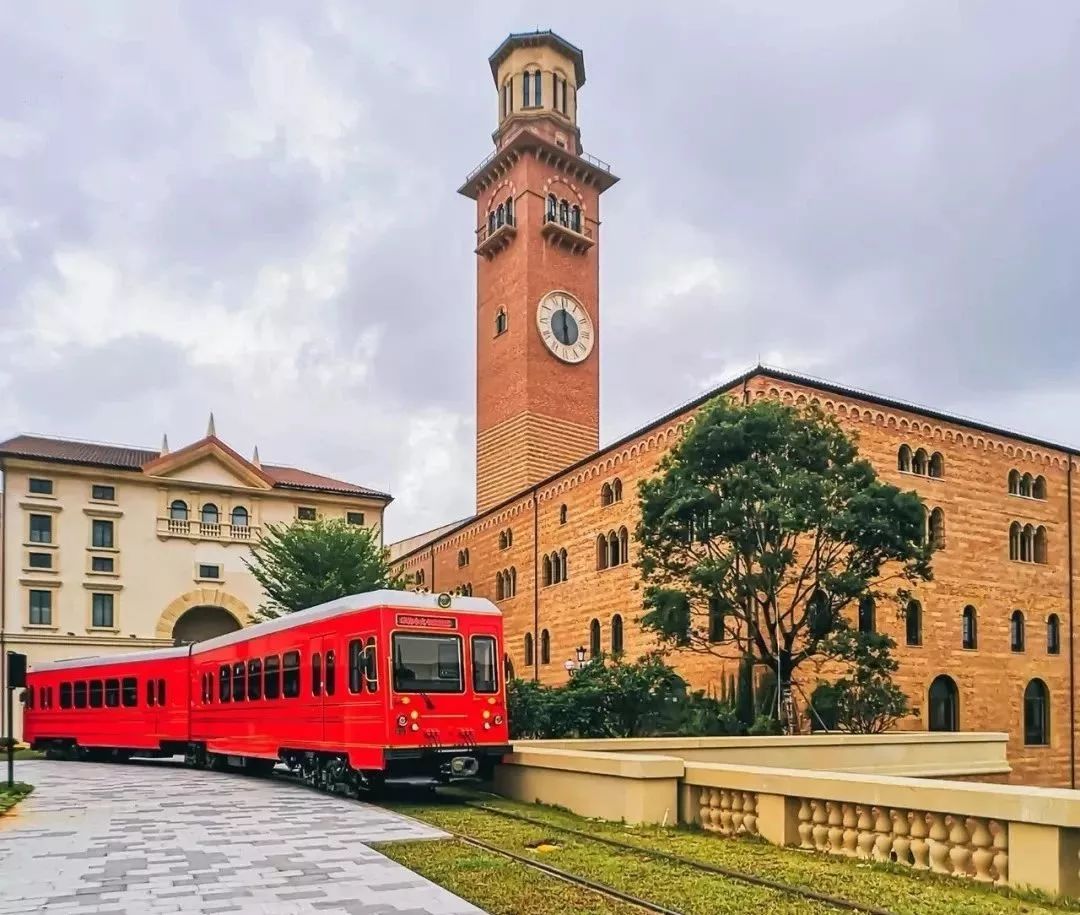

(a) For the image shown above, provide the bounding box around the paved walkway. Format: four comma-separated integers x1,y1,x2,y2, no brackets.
0,759,485,915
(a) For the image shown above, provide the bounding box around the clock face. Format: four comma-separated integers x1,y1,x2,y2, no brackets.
536,291,594,364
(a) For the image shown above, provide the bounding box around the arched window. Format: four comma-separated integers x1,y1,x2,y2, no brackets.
542,554,552,586
522,70,531,107
612,479,623,502
547,193,557,221
1008,469,1020,495
1009,521,1021,560
618,527,629,565
808,590,832,638
1023,679,1050,746
929,508,945,549
230,506,249,528
1034,526,1047,564
524,633,534,666
1047,614,1061,655
571,205,581,232
928,675,959,732
201,503,219,524
509,567,517,596
708,597,725,642
540,629,551,665
559,504,568,525
416,568,425,588
897,445,912,473
912,448,928,476
495,203,504,228
169,500,189,520
505,195,514,225
928,452,944,478
506,529,513,547
495,307,508,335
1010,609,1025,652
498,530,508,550
504,654,515,681
607,531,620,568
600,483,613,506
488,210,496,233
1020,473,1033,497
918,504,928,545
597,534,609,570
1033,475,1047,499
905,599,922,646
495,571,504,601
589,618,601,658
560,548,568,580
962,605,977,650
1021,524,1035,562
559,198,569,226
857,596,875,634
611,614,624,654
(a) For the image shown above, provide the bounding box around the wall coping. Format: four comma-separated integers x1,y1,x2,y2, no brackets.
503,746,684,779
517,732,1010,751
683,762,1080,829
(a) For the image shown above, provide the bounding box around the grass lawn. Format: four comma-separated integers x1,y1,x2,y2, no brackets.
375,790,1080,915
12,748,44,761
0,782,33,816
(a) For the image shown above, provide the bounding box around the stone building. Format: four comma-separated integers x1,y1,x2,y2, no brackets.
0,421,390,736
390,31,1079,789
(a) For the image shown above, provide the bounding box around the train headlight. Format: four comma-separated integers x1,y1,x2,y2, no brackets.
410,710,419,720
396,715,408,727
437,592,452,609
482,710,490,720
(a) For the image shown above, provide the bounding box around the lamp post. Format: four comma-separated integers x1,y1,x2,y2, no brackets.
563,659,576,678
575,646,587,669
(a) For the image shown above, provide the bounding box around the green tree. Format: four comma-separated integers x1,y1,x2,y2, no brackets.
636,396,933,720
244,517,407,621
821,627,910,734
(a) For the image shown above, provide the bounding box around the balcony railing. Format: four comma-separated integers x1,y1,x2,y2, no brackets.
541,212,594,254
157,518,260,542
475,216,517,257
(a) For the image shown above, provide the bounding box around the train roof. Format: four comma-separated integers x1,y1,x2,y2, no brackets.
191,589,501,656
30,645,191,674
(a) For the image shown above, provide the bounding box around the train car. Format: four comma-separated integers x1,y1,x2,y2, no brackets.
188,590,510,788
23,646,191,760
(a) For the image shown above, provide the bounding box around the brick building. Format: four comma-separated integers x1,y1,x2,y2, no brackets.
390,31,1078,789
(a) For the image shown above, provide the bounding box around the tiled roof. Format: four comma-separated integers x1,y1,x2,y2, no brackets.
0,434,390,501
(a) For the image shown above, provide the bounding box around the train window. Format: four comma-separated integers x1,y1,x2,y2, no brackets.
105,679,120,708
392,634,463,693
282,651,300,698
264,655,281,700
248,659,262,700
312,652,322,697
219,665,231,702
158,679,166,705
24,686,34,709
61,683,72,708
200,672,208,703
119,677,136,708
325,650,336,697
348,640,364,693
232,662,246,701
471,636,499,693
365,638,379,693
89,680,103,708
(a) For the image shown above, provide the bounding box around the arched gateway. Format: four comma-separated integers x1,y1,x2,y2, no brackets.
171,605,242,644
156,588,249,643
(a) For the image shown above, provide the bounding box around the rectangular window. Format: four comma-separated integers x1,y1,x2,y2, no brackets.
91,556,114,573
89,680,103,708
346,512,365,525
471,636,498,694
219,664,231,702
282,651,300,698
92,484,115,501
365,638,379,692
74,681,87,708
232,662,246,701
392,633,463,693
60,682,72,708
24,686,34,710
264,655,281,700
122,677,137,707
91,593,115,628
158,679,166,705
325,650,336,697
91,519,114,549
146,679,156,706
200,672,210,703
198,564,221,580
248,659,262,700
29,589,52,626
29,514,52,543
348,639,364,693
28,552,52,569
29,477,53,495
105,678,120,708
312,652,322,697
297,506,317,521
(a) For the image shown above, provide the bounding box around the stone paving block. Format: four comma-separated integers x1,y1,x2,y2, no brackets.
1,759,487,914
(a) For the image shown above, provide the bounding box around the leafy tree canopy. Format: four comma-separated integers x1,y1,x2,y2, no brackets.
244,517,407,622
636,396,933,690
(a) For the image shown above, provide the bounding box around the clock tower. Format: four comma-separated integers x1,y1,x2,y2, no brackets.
460,31,618,512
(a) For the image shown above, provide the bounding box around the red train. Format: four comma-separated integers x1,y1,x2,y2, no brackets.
22,591,510,789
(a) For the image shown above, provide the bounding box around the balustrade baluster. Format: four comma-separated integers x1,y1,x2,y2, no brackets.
927,813,951,874
741,793,758,836
719,790,734,836
991,821,1009,886
872,808,893,862
827,802,844,854
856,806,876,859
910,812,930,870
841,803,859,857
730,791,745,834
811,800,830,851
890,809,911,866
797,799,814,849
969,818,994,883
948,816,972,877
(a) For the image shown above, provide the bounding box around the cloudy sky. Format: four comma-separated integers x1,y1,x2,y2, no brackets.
1,2,1077,541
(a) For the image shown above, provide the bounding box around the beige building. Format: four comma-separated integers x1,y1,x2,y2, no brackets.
0,422,391,737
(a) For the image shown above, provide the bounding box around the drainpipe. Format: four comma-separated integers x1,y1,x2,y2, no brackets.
1068,457,1076,789
533,485,539,682
429,547,435,594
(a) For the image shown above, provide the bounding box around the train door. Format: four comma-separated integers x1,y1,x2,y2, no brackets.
342,629,383,764
308,637,327,747
321,637,343,749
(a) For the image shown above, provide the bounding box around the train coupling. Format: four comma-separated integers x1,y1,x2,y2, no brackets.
444,755,480,779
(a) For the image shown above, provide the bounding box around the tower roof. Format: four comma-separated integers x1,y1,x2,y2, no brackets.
488,30,585,87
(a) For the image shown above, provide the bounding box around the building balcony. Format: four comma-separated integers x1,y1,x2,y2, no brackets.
156,518,260,543
475,217,517,258
541,213,594,254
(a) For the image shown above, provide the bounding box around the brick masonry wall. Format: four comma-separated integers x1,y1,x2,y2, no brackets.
396,371,1079,789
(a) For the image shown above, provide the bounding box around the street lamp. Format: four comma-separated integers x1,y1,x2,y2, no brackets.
563,659,576,678
575,646,587,668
